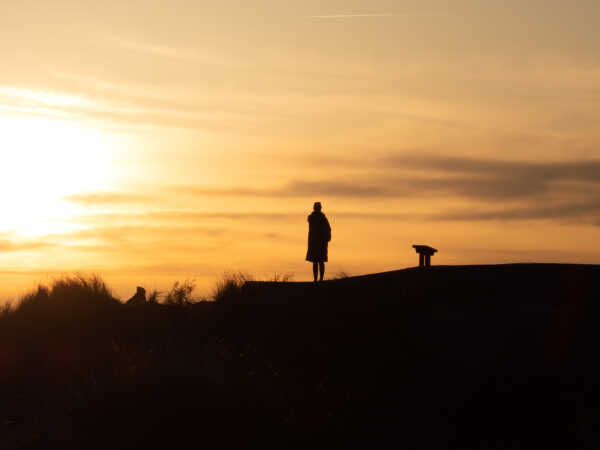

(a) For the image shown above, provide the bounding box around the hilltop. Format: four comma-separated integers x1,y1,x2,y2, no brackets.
243,262,600,307
2,263,600,449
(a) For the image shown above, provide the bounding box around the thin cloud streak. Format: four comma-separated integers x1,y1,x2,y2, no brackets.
0,85,90,119
0,104,73,119
394,155,600,182
66,153,600,228
74,210,411,224
173,170,600,201
0,86,87,108
38,224,233,262
166,154,600,225
103,36,199,61
1,80,309,132
432,198,600,223
0,239,55,253
309,12,452,18
0,84,237,131
172,181,392,199
63,224,228,242
71,211,301,225
64,192,152,206
64,195,600,229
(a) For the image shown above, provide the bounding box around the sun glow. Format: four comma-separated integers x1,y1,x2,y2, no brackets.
1,115,114,238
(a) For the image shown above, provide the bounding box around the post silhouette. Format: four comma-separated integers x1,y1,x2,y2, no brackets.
413,245,437,268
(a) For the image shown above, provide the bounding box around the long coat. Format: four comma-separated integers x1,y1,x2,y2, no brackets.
306,211,331,262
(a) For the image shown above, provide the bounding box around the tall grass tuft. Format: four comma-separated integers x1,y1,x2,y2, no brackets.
147,289,160,304
332,271,350,280
163,280,196,306
0,300,12,318
15,274,118,317
269,272,294,282
212,271,252,303
50,274,114,304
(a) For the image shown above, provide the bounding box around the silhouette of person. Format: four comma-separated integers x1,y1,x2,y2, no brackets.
306,202,331,282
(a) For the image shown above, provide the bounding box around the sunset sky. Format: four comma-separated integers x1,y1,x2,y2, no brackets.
2,0,600,300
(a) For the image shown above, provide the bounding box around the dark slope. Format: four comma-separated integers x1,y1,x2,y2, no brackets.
243,263,600,309
3,264,600,449
237,264,600,448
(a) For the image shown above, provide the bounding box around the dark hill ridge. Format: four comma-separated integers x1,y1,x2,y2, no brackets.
234,264,600,447
242,263,600,307
3,264,600,449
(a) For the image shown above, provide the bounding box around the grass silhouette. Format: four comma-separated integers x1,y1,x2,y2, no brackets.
211,271,252,303
2,265,600,449
162,279,197,306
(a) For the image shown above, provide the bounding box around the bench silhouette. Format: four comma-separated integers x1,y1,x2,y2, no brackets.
413,245,437,267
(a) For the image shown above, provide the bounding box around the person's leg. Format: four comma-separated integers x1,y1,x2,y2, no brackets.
319,262,325,282
313,262,318,282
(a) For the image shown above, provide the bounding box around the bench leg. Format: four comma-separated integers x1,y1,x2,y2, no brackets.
425,254,431,267
419,254,424,267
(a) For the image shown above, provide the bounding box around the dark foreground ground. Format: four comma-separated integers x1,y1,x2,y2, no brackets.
2,264,600,449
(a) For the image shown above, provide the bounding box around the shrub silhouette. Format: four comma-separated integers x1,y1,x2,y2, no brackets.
14,274,118,321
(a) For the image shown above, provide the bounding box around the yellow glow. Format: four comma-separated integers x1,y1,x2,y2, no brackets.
1,115,112,238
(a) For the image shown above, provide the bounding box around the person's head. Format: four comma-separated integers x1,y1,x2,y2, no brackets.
313,202,322,212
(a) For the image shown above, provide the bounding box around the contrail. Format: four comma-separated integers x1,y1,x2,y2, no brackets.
309,13,449,19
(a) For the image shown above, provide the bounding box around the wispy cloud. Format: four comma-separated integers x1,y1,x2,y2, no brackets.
172,180,392,199
0,239,55,253
392,155,600,195
0,82,239,131
73,210,411,226
64,192,152,206
432,198,600,223
62,224,227,244
166,154,600,225
40,223,233,262
172,162,600,201
0,85,91,119
0,104,72,119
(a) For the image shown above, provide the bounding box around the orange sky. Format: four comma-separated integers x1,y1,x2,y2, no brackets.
1,0,600,301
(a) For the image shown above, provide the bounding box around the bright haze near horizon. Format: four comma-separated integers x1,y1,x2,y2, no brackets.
1,0,600,301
